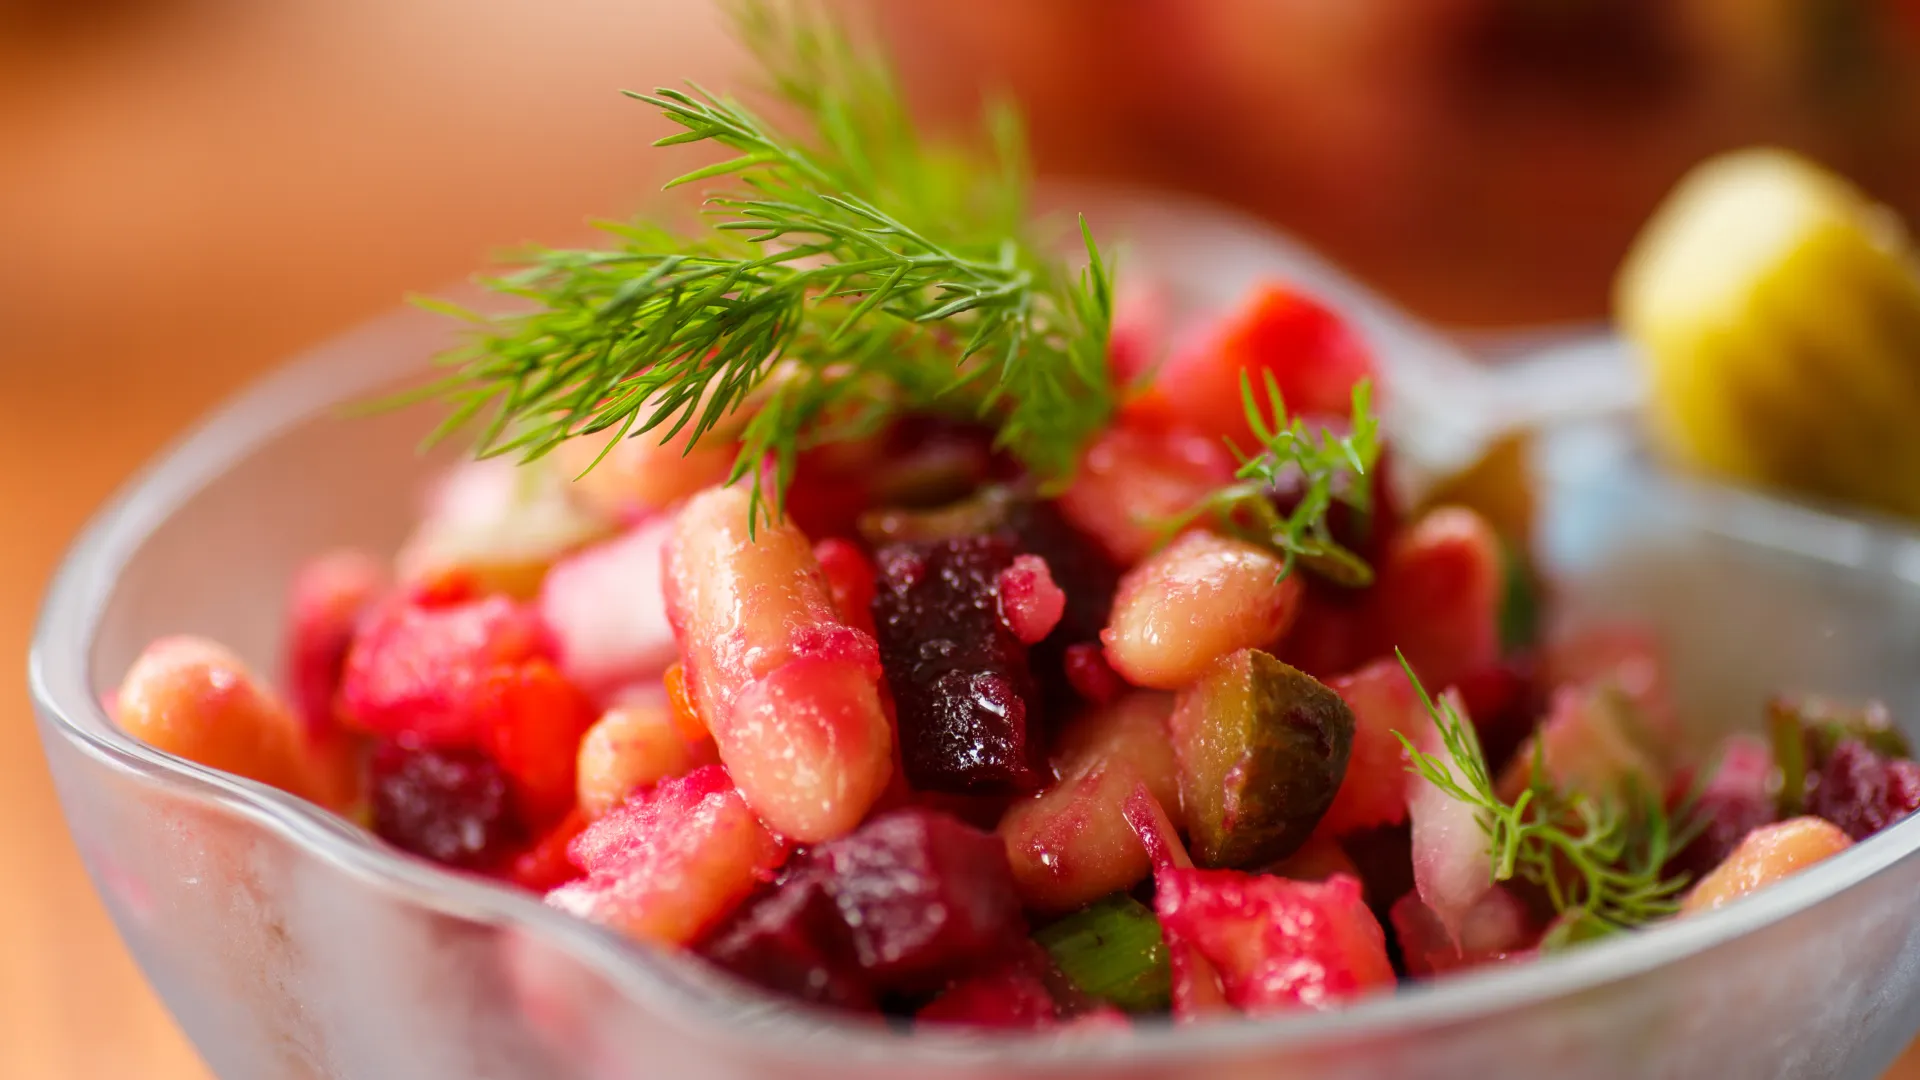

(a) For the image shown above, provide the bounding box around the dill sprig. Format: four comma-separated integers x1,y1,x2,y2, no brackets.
410,1,1113,532
1164,371,1381,586
1391,653,1703,946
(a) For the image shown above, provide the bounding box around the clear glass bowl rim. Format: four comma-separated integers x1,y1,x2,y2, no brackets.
29,208,1920,1071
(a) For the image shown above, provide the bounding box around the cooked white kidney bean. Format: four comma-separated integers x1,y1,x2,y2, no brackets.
1101,530,1303,690
999,692,1179,912
1682,817,1852,914
116,636,343,807
662,485,893,841
575,701,718,819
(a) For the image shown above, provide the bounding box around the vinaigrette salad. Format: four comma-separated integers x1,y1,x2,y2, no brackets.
105,1,1920,1033
109,278,1920,1028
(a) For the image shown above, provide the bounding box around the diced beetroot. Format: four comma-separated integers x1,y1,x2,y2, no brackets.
1155,870,1394,1014
999,500,1123,715
700,861,875,1012
1365,507,1501,692
369,743,522,869
1667,734,1777,882
549,765,788,946
871,537,1045,794
339,594,549,747
476,659,598,826
917,966,1059,1030
1127,281,1377,445
816,809,1027,992
1405,692,1495,949
1338,823,1417,920
1063,642,1127,705
1001,500,1121,649
1808,738,1920,841
1390,887,1534,978
1274,583,1375,680
1316,660,1423,837
813,538,879,636
537,519,678,703
784,445,882,542
997,554,1066,646
704,808,1025,1006
509,809,591,892
1453,656,1538,777
283,549,385,737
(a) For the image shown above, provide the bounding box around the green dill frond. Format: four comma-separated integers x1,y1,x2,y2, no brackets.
1391,652,1700,945
1164,373,1380,585
407,0,1114,534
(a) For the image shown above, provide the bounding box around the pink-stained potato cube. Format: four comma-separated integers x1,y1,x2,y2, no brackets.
1316,659,1425,838
549,765,787,945
999,692,1179,912
538,518,679,702
1156,870,1394,1016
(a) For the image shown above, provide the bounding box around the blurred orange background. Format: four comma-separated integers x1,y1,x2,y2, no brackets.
3,0,1917,1076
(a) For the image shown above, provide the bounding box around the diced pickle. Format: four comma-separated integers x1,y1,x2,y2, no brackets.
1033,894,1171,1013
1169,649,1355,869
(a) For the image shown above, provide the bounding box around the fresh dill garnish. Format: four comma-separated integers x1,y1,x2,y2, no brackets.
408,1,1114,533
1163,371,1381,586
1391,652,1704,947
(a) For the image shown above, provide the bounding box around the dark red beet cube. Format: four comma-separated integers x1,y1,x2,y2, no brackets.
916,965,1058,1029
871,537,1045,793
1000,501,1122,713
700,861,875,1012
700,809,1025,1007
1809,738,1920,841
369,743,521,868
817,808,1027,992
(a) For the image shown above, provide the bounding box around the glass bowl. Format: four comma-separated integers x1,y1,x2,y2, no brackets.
30,191,1920,1080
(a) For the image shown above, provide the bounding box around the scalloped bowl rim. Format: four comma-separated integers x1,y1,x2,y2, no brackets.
29,201,1920,1071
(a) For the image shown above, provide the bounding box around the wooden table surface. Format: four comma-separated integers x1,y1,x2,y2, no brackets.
0,2,1914,1077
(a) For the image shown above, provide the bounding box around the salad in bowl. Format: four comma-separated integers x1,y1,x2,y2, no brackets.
41,3,1920,1076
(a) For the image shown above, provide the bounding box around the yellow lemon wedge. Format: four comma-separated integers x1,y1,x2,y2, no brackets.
1617,148,1920,518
